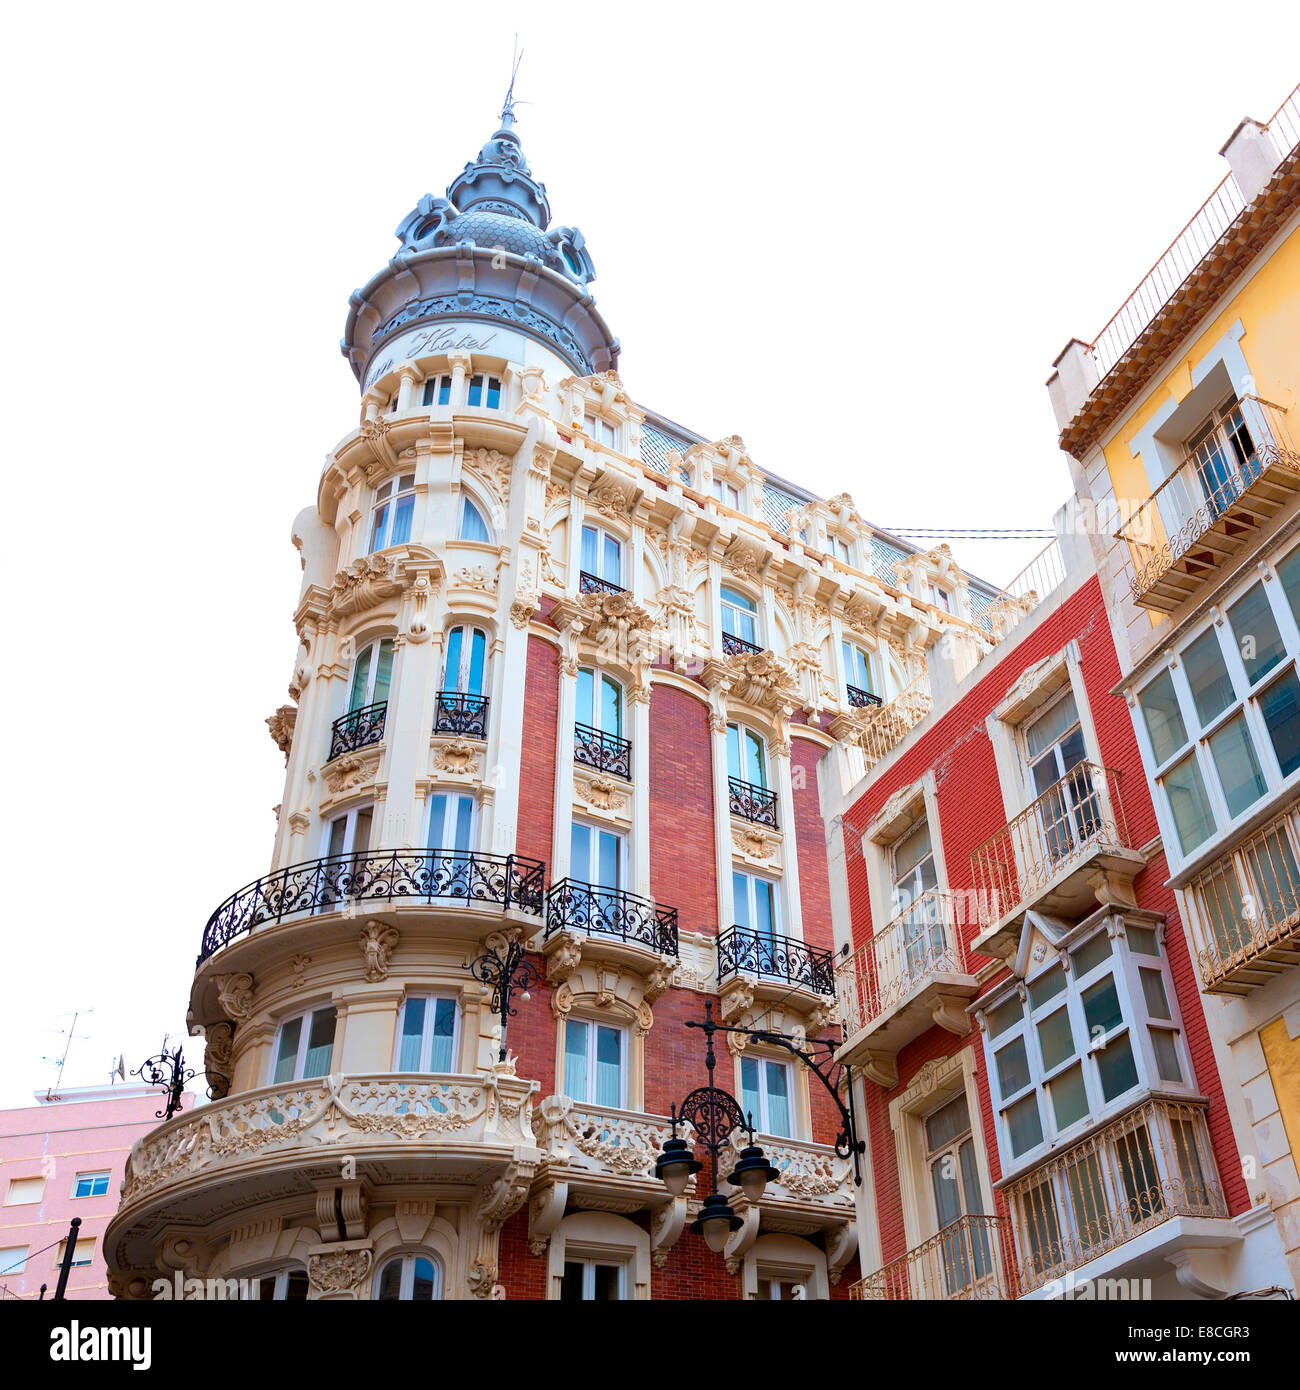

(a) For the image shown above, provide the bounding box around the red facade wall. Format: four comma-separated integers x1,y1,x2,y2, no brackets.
791,735,835,954
515,633,559,867
840,575,1250,1266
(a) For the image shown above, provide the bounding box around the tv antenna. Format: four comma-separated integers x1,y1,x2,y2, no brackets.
501,36,527,122
40,1010,93,1102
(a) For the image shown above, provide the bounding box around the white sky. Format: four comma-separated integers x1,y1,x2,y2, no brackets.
1,2,1296,1107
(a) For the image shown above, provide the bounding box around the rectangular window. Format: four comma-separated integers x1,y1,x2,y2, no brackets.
421,374,452,407
560,1257,625,1301
1161,754,1215,854
733,870,778,939
570,822,623,891
4,1177,44,1205
1139,670,1188,765
720,586,758,645
740,1055,792,1137
272,1007,337,1084
0,1246,29,1275
368,473,416,552
73,1172,111,1199
56,1238,95,1268
713,478,742,508
396,996,458,1073
583,413,618,448
563,1019,625,1108
1229,584,1286,686
1183,629,1235,727
1207,713,1266,817
466,373,502,408
1260,668,1300,777
580,525,623,586
842,642,875,695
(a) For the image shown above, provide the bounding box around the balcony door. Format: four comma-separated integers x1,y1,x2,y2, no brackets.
349,639,394,712
924,1093,993,1297
443,625,488,696
1187,397,1259,519
427,792,475,893
571,823,623,894
890,820,941,981
319,806,373,907
580,525,623,590
1023,690,1099,868
577,668,623,738
720,586,758,647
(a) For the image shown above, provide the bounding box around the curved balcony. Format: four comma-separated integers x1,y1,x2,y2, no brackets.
716,925,835,997
433,691,488,738
574,722,632,780
107,1071,539,1280
199,849,546,964
578,571,626,597
721,631,764,657
327,700,387,762
728,776,778,828
846,683,882,710
544,879,679,957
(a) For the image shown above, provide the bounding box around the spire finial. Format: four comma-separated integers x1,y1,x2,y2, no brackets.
500,36,523,129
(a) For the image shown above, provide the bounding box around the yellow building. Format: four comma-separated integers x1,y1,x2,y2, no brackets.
1048,83,1300,1289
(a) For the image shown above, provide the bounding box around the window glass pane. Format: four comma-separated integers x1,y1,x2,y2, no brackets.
485,377,501,409
576,667,594,725
1082,975,1124,1038
1027,965,1065,1009
1139,671,1188,764
411,1257,437,1300
1095,1032,1139,1101
453,796,473,852
601,676,622,737
1162,755,1216,854
995,1037,1031,1098
372,640,394,707
1229,584,1286,685
392,495,413,546
893,821,932,882
931,1153,962,1228
399,998,426,1071
1037,1008,1076,1072
468,629,487,696
580,525,598,575
740,1056,760,1129
467,374,483,406
1182,628,1234,728
377,1259,403,1301
349,645,373,710
1152,1028,1183,1083
274,1018,302,1084
958,1138,986,1217
764,1062,791,1137
1140,967,1171,1020
753,880,776,938
444,627,462,690
726,724,742,781
1278,546,1300,628
429,999,456,1072
1260,669,1300,778
570,822,590,879
597,830,619,890
986,996,1023,1038
368,502,389,552
924,1093,971,1151
303,1009,336,1079
560,1262,584,1302
603,534,621,582
1209,713,1266,817
745,730,766,787
591,1264,620,1301
1072,932,1112,977
1127,925,1160,956
1005,1094,1044,1157
461,498,489,542
595,1027,622,1108
1025,693,1080,759
1050,1064,1089,1131
564,1021,589,1102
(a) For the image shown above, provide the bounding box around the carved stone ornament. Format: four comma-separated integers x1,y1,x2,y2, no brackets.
328,553,404,619
323,750,380,795
510,593,540,629
308,1247,373,1295
574,767,630,816
204,1022,233,1101
290,954,311,987
732,824,778,862
359,922,399,982
724,648,799,715
588,481,635,518
432,739,481,775
266,704,296,760
465,446,512,502
453,564,496,592
467,1261,496,1299
212,973,254,1021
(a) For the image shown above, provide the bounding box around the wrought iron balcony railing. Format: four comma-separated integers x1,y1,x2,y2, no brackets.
1186,803,1300,994
970,762,1131,931
836,889,969,1037
846,683,882,709
574,722,632,780
200,849,546,963
1005,1097,1226,1294
1115,396,1300,611
716,925,836,996
545,878,679,957
728,776,778,828
579,570,626,596
327,700,387,762
721,631,764,657
850,1215,1016,1300
433,690,489,738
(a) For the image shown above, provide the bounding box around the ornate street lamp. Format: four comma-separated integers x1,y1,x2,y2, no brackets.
467,934,541,1062
132,1044,196,1121
655,999,867,1257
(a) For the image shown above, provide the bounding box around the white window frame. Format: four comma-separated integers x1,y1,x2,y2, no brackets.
720,585,759,646
583,412,618,449
373,1252,443,1301
465,372,502,409
579,523,624,587
829,534,854,567
713,477,743,509
368,472,416,553
733,868,781,939
269,1005,338,1086
842,641,878,699
727,720,768,788
577,666,624,737
393,994,461,1074
739,1053,795,1138
0,1246,29,1276
560,1253,628,1300
421,373,452,407
322,805,373,860
561,1016,628,1109
442,624,489,696
249,1267,309,1300
57,1237,95,1269
72,1172,111,1199
570,820,626,891
1132,549,1300,868
347,638,394,711
980,920,1194,1176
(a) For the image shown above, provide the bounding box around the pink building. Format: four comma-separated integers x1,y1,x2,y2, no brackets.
0,1083,192,1301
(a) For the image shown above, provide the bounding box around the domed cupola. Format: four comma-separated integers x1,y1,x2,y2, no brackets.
342,99,617,390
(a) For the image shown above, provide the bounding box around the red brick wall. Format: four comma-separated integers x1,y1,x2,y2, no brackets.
840,575,1250,1262
515,634,559,867
791,735,834,954
648,682,718,938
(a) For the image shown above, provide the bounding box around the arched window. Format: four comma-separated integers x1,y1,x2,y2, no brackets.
349,640,394,711
575,668,629,779
580,523,623,592
442,625,488,695
374,1254,441,1301
842,642,879,706
720,585,759,651
248,1267,309,1300
369,474,415,552
460,496,491,543
727,723,777,828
